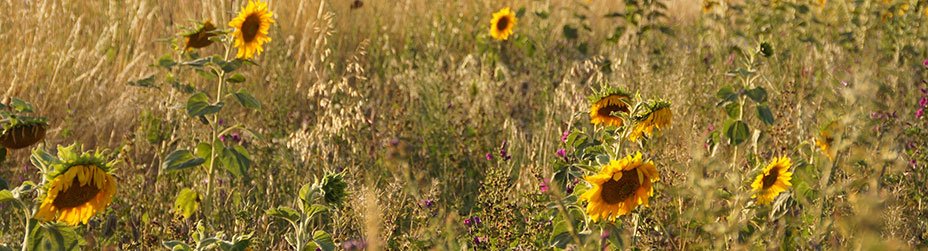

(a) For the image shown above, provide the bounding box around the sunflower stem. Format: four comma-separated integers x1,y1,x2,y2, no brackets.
205,39,233,216
20,207,32,251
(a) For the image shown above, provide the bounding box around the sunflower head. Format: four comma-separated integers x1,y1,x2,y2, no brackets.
182,20,219,50
580,152,659,222
628,100,672,142
33,144,118,225
750,156,793,205
229,0,276,59
589,88,632,128
1,116,48,149
490,7,517,41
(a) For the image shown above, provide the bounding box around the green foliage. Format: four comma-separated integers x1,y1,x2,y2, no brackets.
174,188,201,219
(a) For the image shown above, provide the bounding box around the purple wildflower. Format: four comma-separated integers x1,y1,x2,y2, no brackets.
218,119,225,127
473,236,488,245
485,153,493,161
561,130,570,142
556,148,566,158
231,132,242,143
219,134,227,143
917,108,924,119
540,178,550,193
499,141,511,161
923,59,928,68
473,216,481,225
920,97,928,107
464,218,473,227
422,199,434,208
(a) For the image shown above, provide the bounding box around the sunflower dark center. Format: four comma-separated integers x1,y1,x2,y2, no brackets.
762,167,779,189
600,170,640,204
242,14,262,42
496,16,510,31
52,177,100,208
597,103,628,118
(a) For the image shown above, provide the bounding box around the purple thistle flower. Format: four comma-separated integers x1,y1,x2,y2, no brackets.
499,141,512,161
473,216,481,225
556,148,566,158
219,134,227,143
218,118,225,127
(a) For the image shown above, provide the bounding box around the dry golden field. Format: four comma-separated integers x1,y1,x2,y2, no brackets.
1,0,928,250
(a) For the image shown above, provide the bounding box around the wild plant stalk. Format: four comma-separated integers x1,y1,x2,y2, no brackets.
204,40,234,214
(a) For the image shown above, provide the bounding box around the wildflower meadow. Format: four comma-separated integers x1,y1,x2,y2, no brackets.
2,0,928,250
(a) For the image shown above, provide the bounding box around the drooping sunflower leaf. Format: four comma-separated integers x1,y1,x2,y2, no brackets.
220,145,250,179
226,74,246,84
266,206,301,225
312,231,336,251
233,90,261,109
186,93,224,117
757,104,775,125
173,188,200,219
163,150,205,172
746,87,768,103
725,119,750,145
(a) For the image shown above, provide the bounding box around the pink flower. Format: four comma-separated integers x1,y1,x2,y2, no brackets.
920,97,928,107
539,178,551,193
917,108,925,119
485,153,493,161
923,59,928,68
556,148,566,158
561,130,570,142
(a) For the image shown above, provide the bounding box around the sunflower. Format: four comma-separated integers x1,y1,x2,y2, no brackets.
589,88,631,128
34,144,118,226
750,156,793,205
183,20,218,50
490,7,516,41
628,100,672,142
229,0,275,59
580,152,659,222
0,118,47,149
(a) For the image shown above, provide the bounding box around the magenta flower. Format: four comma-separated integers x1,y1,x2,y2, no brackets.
917,108,924,119
923,59,928,68
561,130,570,142
485,153,493,161
464,218,472,226
539,178,550,193
920,97,928,107
556,148,566,158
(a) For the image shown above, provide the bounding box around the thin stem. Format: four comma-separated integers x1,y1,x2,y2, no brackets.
205,39,233,215
20,207,32,251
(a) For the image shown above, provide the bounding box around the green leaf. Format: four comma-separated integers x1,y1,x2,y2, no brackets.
312,231,336,251
220,145,250,179
173,188,200,219
0,190,13,204
725,120,750,145
194,142,213,168
186,92,224,117
298,183,316,206
267,206,301,225
29,222,84,251
716,86,738,105
9,98,34,113
745,87,767,103
724,102,741,118
233,90,261,109
128,75,157,88
562,25,579,40
757,104,775,125
305,204,328,219
162,150,205,172
549,214,572,248
163,240,193,251
158,54,176,69
515,7,526,17
226,74,246,83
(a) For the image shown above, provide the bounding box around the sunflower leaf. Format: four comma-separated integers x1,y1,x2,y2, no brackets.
725,120,750,145
267,206,301,225
163,150,205,172
563,25,579,40
757,104,775,125
9,98,35,113
233,90,261,109
312,231,336,251
745,87,768,103
173,188,200,219
186,92,224,117
128,75,158,88
0,190,13,204
226,74,246,84
220,145,250,179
